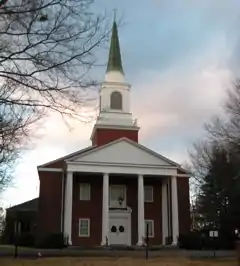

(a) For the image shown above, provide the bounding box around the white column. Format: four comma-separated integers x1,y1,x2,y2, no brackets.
162,180,168,245
64,171,73,245
137,174,145,245
171,176,179,245
101,173,109,245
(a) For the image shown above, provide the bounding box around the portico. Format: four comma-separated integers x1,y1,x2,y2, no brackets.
63,137,183,246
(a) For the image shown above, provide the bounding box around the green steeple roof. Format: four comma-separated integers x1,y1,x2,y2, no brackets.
106,21,124,74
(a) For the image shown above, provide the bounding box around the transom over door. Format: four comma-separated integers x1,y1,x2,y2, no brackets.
110,185,126,208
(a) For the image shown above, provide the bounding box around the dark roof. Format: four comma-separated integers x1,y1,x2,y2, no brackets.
7,198,38,212
106,21,124,74
38,145,95,168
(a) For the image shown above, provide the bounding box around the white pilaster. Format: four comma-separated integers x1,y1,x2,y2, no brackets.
137,174,145,245
101,173,109,245
162,180,168,245
64,171,73,245
171,176,179,245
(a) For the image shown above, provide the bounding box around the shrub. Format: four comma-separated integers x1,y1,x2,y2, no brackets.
17,233,35,247
178,231,236,250
178,232,203,249
36,233,67,249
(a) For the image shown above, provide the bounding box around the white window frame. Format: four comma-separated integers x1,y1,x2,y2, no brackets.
144,186,154,202
109,185,127,208
79,183,91,201
79,218,90,237
145,219,154,238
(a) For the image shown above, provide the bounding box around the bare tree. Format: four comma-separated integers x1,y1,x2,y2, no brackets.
206,80,240,152
189,80,240,192
0,0,109,191
0,206,5,237
0,0,108,119
189,80,240,234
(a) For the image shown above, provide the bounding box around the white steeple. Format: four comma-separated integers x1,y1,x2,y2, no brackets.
95,20,137,128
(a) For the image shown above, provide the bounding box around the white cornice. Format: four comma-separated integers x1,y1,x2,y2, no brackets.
38,167,63,172
67,161,177,176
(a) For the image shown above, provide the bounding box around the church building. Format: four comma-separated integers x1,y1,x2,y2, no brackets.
36,21,191,247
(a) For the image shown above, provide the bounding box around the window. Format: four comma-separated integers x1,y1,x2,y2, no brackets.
144,186,153,202
80,183,90,201
110,91,122,110
79,219,90,237
145,220,154,237
110,185,126,207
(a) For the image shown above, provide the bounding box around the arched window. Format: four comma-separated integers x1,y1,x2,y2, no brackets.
110,91,122,110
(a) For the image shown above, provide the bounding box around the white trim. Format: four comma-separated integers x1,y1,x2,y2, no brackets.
171,176,179,245
38,167,63,172
67,162,177,176
144,186,154,203
79,183,91,201
69,161,177,169
177,174,191,177
79,218,90,237
60,170,65,232
145,219,154,238
137,174,145,245
102,81,131,88
101,173,109,245
64,171,73,245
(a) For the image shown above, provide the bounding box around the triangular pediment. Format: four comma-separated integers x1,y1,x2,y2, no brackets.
67,138,179,167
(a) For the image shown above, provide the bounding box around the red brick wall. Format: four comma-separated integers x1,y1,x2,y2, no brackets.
92,128,139,146
72,174,102,246
37,171,63,237
177,178,191,235
144,178,162,245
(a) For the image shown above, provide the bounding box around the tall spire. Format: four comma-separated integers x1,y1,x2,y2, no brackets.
106,17,124,74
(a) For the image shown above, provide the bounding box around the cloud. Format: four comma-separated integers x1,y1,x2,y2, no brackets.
133,58,232,141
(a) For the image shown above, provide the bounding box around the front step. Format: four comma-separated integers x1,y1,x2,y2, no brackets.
69,245,178,251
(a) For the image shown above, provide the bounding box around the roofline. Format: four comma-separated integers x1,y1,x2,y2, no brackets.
37,145,96,168
6,198,38,211
37,138,190,174
66,137,183,169
178,167,192,175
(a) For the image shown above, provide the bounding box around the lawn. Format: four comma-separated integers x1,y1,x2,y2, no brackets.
0,257,238,266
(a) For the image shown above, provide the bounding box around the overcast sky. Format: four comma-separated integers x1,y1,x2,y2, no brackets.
2,0,240,207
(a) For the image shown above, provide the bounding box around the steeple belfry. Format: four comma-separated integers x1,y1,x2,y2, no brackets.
90,17,139,146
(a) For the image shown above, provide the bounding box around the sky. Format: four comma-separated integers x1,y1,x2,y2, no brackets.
1,0,240,207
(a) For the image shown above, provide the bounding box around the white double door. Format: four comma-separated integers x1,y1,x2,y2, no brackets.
109,216,129,245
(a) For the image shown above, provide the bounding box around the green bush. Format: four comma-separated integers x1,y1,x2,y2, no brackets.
178,231,236,250
17,233,35,247
36,233,67,249
178,232,203,249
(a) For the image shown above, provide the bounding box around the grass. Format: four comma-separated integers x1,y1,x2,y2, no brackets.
0,257,238,266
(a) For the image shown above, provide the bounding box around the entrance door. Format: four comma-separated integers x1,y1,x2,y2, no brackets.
109,216,129,245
